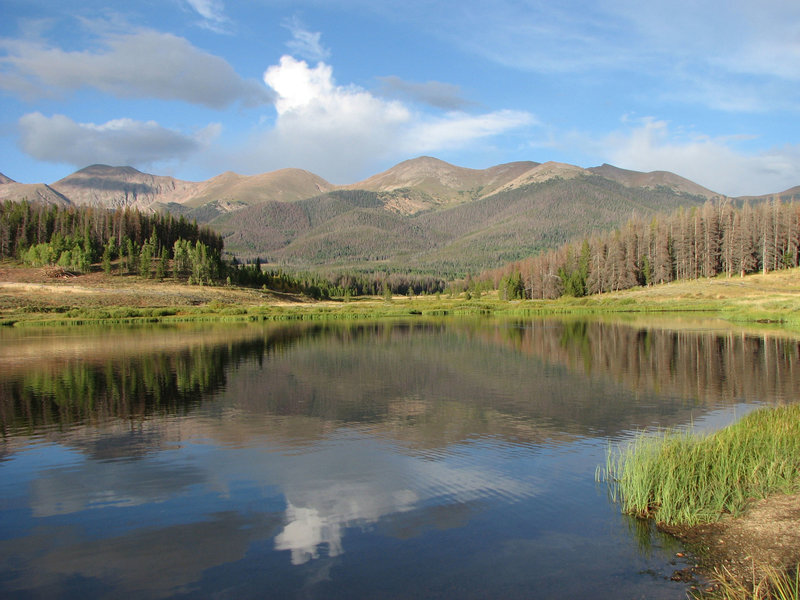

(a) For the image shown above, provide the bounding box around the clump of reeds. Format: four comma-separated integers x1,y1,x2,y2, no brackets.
696,564,800,600
603,404,800,526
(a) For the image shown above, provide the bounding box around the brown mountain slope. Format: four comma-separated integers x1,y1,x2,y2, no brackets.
0,181,71,206
588,164,720,199
180,168,334,209
6,157,795,226
738,185,800,204
495,161,591,192
216,174,710,272
346,156,540,206
51,165,196,210
45,165,334,217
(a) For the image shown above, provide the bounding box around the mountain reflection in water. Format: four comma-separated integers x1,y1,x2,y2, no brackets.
0,318,797,599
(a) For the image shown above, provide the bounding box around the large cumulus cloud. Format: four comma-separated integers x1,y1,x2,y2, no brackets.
236,56,534,182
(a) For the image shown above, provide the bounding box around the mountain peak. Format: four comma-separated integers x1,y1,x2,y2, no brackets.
349,157,541,203
0,172,16,185
51,164,193,209
72,164,146,177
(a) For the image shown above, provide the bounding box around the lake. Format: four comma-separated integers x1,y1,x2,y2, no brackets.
1,317,798,599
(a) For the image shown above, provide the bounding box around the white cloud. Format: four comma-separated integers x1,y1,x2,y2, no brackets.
270,441,534,566
237,56,534,182
283,17,330,62
0,29,270,108
604,117,800,196
18,112,220,167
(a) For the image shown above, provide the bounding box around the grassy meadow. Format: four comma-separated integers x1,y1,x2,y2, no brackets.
2,263,800,327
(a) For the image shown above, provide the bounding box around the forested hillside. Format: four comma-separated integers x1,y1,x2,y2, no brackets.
213,176,709,275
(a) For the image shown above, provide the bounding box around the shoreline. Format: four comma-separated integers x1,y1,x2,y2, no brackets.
660,491,800,593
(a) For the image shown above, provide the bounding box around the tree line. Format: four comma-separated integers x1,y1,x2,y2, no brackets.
1,200,223,258
481,199,800,299
0,200,228,283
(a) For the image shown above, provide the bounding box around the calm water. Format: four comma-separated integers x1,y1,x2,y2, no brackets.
1,318,798,599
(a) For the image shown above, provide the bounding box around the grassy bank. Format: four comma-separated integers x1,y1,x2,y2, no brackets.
603,404,800,598
604,405,800,526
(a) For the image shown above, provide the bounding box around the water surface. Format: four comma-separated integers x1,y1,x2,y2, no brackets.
1,318,797,599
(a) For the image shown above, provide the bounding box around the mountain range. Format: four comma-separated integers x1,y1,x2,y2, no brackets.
2,157,798,275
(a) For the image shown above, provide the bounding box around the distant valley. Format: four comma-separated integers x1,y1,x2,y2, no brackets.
2,157,798,275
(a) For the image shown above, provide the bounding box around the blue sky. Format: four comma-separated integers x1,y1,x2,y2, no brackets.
1,0,799,196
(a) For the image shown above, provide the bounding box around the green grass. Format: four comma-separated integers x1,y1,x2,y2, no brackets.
603,404,800,527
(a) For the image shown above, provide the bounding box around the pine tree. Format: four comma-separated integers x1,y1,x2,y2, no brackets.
139,240,153,278
101,238,116,274
155,247,167,280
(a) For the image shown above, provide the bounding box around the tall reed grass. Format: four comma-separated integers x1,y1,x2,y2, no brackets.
603,404,800,526
700,564,800,600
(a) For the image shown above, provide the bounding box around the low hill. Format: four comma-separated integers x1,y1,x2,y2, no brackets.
738,185,800,204
177,169,335,222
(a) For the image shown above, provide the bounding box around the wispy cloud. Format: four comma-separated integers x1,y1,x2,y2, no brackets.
283,17,330,62
0,27,270,108
368,0,800,112
184,0,230,33
18,112,220,168
403,110,536,154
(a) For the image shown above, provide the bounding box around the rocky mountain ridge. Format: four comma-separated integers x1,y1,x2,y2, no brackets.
0,156,740,217
3,158,798,275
